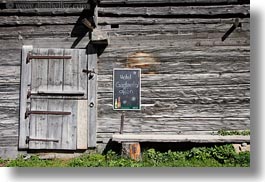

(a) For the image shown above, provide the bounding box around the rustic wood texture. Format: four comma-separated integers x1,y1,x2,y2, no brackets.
113,134,250,143
77,100,88,149
18,45,33,149
98,5,249,18
121,142,141,161
99,0,250,6
0,0,250,158
95,0,250,145
87,54,98,148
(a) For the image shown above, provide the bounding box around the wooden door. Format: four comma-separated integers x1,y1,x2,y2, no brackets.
19,46,97,150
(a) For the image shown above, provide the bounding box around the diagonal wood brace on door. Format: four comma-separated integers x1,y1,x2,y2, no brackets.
26,53,72,63
25,109,71,119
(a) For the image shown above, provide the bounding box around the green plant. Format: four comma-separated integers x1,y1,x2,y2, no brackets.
3,144,250,167
217,129,250,136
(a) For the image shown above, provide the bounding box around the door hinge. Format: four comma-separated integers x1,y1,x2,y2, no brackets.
26,52,72,63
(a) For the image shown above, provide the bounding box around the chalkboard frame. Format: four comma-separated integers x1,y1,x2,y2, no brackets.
113,68,141,111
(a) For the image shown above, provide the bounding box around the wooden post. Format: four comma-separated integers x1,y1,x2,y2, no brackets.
121,142,141,161
120,112,125,134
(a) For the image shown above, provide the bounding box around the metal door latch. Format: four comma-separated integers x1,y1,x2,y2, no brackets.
26,136,59,144
83,68,96,80
89,102,95,108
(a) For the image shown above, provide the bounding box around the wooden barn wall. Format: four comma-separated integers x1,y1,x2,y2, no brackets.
96,0,250,148
0,0,250,157
0,1,93,158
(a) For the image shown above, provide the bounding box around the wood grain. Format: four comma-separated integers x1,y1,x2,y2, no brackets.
112,134,250,143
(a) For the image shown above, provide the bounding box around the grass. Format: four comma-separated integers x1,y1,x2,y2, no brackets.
0,144,250,167
217,129,250,136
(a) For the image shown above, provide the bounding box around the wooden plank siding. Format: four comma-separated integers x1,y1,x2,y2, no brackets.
0,0,250,158
95,0,250,148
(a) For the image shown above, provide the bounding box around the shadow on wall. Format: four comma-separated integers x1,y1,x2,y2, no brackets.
71,6,96,48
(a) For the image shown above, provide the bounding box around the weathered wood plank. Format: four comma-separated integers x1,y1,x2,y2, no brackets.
31,48,48,93
0,49,21,66
99,0,250,6
63,49,82,95
48,99,64,149
0,66,20,83
62,100,77,150
98,84,250,100
100,45,250,58
0,16,250,27
87,54,98,148
78,49,88,97
47,48,64,92
0,16,78,26
98,73,250,88
18,45,32,149
98,5,250,18
99,23,250,34
98,17,250,25
0,8,86,16
0,123,18,136
97,117,250,133
0,22,249,40
98,103,249,119
29,99,49,149
97,55,249,75
77,100,88,149
0,147,25,159
112,134,250,143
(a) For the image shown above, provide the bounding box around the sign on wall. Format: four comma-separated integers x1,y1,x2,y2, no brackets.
113,69,141,110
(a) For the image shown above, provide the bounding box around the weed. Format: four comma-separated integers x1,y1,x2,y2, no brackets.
217,129,250,136
3,144,250,167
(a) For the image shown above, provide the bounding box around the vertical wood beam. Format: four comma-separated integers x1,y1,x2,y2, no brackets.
19,45,33,149
87,54,98,148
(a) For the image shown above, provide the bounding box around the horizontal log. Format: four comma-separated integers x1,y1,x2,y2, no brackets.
98,5,250,18
0,49,21,66
98,84,250,105
98,73,250,88
0,8,86,16
0,25,75,39
98,102,249,118
99,22,250,34
98,53,250,75
0,136,18,147
0,66,20,83
112,134,250,143
0,147,22,159
99,0,250,6
0,83,20,92
0,16,250,27
97,117,250,133
0,123,18,136
99,17,250,25
100,45,250,58
0,22,250,39
0,16,78,26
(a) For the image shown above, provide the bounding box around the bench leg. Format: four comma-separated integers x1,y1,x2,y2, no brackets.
122,142,141,161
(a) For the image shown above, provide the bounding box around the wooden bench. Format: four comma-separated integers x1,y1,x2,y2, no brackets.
112,134,250,160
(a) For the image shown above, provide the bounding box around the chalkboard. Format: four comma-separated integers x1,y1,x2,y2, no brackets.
113,69,141,110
